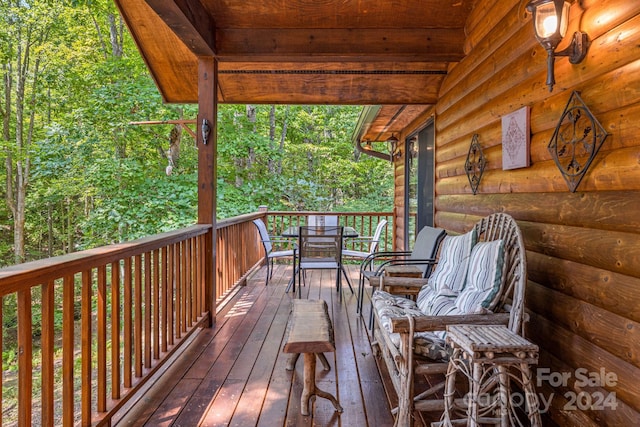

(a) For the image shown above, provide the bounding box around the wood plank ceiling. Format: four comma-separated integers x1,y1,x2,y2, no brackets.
115,0,474,139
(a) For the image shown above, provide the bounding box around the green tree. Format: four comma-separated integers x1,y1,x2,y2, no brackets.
0,1,394,267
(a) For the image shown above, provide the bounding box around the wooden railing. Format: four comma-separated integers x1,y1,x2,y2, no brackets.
265,211,394,255
0,225,214,426
0,210,388,426
215,213,265,302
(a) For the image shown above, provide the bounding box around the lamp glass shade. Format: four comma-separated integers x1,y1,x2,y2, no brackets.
387,134,399,155
533,1,570,41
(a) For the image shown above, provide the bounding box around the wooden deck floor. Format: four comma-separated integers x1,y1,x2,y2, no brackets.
114,263,401,427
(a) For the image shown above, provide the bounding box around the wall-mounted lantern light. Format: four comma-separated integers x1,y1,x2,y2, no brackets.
526,0,589,92
387,134,400,161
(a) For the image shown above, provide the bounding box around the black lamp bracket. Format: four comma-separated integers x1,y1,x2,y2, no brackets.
555,31,590,64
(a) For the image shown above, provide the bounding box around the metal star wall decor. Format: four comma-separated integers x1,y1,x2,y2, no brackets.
548,91,608,192
465,134,486,195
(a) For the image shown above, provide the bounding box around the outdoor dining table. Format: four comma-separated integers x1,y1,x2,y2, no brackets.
281,226,359,239
281,226,359,293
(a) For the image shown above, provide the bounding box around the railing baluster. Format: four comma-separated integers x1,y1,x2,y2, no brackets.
17,288,32,427
111,261,121,400
134,255,142,378
153,249,160,360
42,280,55,426
199,234,206,314
161,246,168,353
181,240,188,333
185,239,192,326
175,243,181,339
97,265,107,412
81,269,92,426
62,275,74,426
144,252,151,369
123,257,133,388
168,245,175,346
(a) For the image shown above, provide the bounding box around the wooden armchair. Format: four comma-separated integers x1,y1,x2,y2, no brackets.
370,213,527,427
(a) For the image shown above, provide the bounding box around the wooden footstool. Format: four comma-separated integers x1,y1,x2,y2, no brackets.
283,299,343,416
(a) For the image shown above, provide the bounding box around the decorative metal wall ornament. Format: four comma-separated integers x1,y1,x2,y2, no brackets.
465,134,486,195
548,91,609,192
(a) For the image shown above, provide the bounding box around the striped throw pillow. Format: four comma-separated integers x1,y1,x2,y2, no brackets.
416,229,477,313
454,239,504,314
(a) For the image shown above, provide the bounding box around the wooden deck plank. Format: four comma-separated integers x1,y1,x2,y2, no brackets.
172,284,274,425
114,308,242,426
230,291,292,427
182,285,266,380
310,272,344,426
216,282,288,425
329,272,368,426
344,271,396,427
115,263,396,427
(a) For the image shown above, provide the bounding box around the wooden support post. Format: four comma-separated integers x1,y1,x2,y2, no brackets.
198,57,217,326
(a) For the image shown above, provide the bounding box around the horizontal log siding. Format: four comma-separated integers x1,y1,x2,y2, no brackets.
434,1,640,425
393,158,406,251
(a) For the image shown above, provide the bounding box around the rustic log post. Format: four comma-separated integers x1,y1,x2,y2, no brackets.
198,57,217,326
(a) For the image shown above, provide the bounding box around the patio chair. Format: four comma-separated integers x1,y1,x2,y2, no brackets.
342,219,388,261
252,218,296,286
370,213,528,426
294,225,354,296
356,225,446,316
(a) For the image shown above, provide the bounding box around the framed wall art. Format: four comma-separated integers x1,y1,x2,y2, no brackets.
502,106,530,170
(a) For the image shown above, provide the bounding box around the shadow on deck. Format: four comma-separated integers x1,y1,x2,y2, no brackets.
114,263,401,427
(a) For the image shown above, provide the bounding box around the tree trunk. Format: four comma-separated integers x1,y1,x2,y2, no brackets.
109,13,123,58
47,204,53,257
268,105,276,173
277,106,290,174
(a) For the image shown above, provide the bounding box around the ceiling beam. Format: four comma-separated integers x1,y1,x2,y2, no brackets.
215,28,465,61
145,0,216,56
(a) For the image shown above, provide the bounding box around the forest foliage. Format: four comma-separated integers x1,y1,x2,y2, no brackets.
0,0,394,268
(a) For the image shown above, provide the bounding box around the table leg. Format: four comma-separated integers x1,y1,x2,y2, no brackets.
301,353,343,416
286,353,300,371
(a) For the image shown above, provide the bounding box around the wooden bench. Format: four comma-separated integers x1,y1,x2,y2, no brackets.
283,299,343,416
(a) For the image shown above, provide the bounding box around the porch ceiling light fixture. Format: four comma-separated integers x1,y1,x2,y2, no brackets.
526,0,589,92
387,134,400,161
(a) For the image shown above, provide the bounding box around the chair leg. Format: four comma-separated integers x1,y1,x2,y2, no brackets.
341,266,354,294
264,257,270,286
356,273,363,314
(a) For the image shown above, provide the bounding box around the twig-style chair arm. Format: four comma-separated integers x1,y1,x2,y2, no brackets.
388,312,511,334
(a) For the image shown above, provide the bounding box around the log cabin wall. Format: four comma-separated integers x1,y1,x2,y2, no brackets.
392,146,406,251
431,0,640,425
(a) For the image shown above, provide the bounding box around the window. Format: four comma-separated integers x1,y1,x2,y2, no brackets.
404,121,435,249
